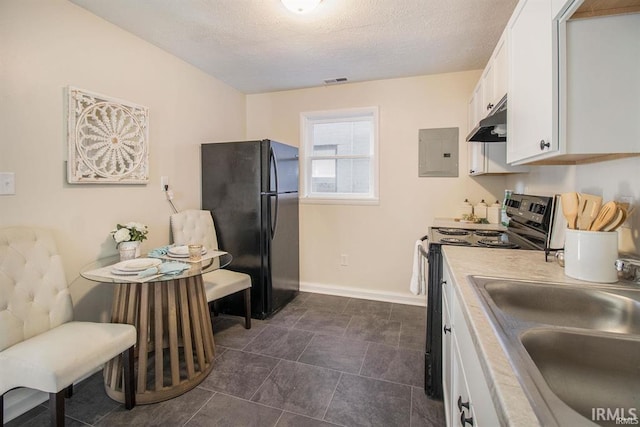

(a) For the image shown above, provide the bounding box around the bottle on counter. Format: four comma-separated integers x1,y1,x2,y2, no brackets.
487,200,502,224
458,199,473,219
475,199,488,219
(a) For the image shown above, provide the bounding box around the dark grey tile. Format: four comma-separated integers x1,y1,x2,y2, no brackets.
276,411,341,427
215,345,230,359
252,360,341,418
186,393,282,427
198,349,279,399
344,315,401,346
410,387,445,427
244,325,314,360
360,343,424,387
62,372,120,425
399,321,426,351
390,303,427,325
266,304,308,328
298,334,368,374
325,374,411,427
212,316,267,349
95,387,213,426
300,294,350,313
293,310,352,336
344,299,392,319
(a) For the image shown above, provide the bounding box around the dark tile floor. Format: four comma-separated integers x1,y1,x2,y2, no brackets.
7,292,444,427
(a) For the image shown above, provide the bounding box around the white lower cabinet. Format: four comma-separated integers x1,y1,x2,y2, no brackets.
442,262,500,426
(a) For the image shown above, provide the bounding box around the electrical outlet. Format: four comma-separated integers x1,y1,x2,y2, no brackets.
161,176,169,191
340,254,348,266
0,172,15,195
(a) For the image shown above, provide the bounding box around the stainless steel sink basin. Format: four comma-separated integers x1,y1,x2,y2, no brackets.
470,276,640,426
521,329,640,424
484,280,640,334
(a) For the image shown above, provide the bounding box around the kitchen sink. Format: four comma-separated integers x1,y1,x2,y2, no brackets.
522,329,640,423
484,280,640,334
470,277,640,426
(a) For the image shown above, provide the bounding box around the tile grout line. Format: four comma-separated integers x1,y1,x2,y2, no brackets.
248,358,284,402
321,371,343,423
181,391,217,426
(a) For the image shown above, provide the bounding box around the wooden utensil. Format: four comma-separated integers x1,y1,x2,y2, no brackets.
577,193,602,230
589,201,617,231
561,192,579,229
604,206,627,232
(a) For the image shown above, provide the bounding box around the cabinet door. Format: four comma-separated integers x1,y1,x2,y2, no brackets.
507,0,556,164
468,142,485,175
442,293,453,427
452,340,475,427
481,63,495,115
493,35,508,106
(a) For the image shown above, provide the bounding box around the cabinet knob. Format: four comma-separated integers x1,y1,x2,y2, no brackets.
469,169,475,174
457,396,470,412
444,325,451,334
460,411,474,426
486,103,494,111
440,280,447,285
539,140,550,150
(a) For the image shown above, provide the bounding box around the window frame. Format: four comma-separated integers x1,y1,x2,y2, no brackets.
299,106,379,205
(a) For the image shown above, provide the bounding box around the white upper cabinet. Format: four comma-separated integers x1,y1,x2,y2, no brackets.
507,0,640,165
469,142,528,176
506,0,556,164
481,35,508,116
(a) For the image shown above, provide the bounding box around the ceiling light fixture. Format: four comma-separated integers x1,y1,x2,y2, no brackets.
281,0,322,14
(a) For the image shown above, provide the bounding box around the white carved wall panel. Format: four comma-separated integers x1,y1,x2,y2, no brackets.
67,87,149,184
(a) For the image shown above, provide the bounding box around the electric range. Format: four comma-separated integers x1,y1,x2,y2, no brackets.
424,193,565,399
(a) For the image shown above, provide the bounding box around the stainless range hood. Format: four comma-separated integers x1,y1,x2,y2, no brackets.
466,95,507,143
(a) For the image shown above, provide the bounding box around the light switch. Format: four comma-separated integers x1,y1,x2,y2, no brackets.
0,172,15,195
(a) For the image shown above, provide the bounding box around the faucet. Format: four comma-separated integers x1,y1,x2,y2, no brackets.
614,258,640,283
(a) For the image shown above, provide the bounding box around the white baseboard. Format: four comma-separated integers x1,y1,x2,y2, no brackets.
3,388,47,423
300,281,427,306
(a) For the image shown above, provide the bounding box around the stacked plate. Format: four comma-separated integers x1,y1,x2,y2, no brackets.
111,258,161,275
168,245,207,258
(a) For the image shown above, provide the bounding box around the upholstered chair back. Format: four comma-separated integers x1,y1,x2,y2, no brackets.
0,227,73,352
170,210,219,251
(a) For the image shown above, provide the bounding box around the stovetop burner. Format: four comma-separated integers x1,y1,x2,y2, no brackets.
477,238,519,249
437,228,471,236
440,237,471,245
474,230,503,237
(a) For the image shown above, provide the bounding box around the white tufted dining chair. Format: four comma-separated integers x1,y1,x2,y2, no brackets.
0,227,136,426
170,210,252,329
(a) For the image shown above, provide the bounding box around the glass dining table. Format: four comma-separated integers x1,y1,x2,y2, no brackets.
81,252,232,404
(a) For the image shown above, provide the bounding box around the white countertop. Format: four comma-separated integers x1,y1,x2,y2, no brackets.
440,246,621,426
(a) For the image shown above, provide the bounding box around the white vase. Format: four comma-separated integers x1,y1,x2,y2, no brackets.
119,241,141,260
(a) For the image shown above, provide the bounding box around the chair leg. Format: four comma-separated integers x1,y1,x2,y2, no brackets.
1,393,4,426
123,346,136,410
64,384,73,398
49,391,65,427
208,301,216,335
244,288,252,329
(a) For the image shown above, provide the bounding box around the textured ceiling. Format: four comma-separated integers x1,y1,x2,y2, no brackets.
69,0,518,94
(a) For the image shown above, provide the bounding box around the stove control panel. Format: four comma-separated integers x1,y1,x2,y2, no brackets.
505,194,554,230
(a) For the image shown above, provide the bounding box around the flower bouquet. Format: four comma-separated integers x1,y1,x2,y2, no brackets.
111,222,148,260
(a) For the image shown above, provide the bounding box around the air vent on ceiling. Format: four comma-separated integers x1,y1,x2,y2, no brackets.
323,77,348,85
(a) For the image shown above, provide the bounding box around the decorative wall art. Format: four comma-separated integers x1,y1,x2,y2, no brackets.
67,87,149,184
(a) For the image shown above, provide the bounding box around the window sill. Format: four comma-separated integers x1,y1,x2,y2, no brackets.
300,197,380,206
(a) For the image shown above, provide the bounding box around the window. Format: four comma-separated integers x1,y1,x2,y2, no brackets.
300,107,379,204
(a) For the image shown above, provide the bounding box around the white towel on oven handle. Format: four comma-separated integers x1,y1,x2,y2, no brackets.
410,240,426,295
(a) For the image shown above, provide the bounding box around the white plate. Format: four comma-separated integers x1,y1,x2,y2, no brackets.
112,258,161,272
168,245,207,257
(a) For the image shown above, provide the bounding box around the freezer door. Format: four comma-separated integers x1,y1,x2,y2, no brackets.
263,140,299,194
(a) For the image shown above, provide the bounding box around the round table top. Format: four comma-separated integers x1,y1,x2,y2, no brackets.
81,252,233,284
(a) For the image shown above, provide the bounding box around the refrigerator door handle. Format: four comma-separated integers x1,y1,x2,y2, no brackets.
269,146,280,238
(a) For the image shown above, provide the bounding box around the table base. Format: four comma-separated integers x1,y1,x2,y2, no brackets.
103,275,215,404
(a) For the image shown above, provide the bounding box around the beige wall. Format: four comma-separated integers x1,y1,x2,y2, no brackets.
247,73,508,303
0,0,246,321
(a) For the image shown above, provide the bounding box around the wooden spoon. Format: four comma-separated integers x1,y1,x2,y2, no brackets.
604,206,628,232
589,201,617,231
561,192,579,229
577,193,602,230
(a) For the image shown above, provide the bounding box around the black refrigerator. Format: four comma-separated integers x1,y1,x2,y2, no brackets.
201,139,299,319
